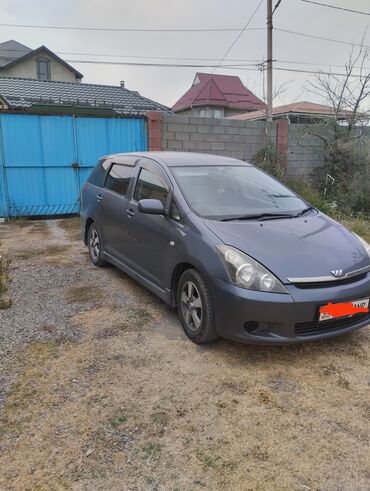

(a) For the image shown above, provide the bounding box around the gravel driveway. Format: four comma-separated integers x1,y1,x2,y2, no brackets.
0,218,369,490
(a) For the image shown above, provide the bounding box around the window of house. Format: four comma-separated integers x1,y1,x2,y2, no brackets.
37,58,51,81
104,164,133,196
214,108,224,118
134,168,168,207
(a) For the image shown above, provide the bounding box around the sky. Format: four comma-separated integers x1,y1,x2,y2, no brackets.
0,0,369,109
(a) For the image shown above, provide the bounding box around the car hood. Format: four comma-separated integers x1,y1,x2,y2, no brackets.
205,213,370,283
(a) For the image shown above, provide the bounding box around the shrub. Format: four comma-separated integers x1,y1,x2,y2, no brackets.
322,138,370,216
252,141,285,180
283,176,336,216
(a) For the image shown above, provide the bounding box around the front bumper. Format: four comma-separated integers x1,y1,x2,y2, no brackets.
210,274,370,344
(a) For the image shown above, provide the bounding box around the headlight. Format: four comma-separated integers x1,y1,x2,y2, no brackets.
217,245,288,294
353,232,370,259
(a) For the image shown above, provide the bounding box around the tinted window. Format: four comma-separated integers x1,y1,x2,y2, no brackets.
171,165,307,220
88,162,106,187
134,168,168,206
105,164,133,196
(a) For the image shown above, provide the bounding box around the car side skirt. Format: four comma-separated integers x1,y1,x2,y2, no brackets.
102,251,172,306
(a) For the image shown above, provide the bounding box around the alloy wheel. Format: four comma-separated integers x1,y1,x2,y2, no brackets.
89,228,100,261
180,281,203,331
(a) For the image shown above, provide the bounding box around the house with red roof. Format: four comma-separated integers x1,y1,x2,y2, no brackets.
172,72,265,118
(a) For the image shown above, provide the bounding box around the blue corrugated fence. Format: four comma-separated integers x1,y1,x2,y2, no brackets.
0,113,147,217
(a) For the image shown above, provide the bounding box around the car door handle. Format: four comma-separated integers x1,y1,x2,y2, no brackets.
96,194,102,202
126,209,135,218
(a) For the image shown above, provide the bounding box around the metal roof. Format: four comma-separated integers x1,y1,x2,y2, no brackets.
0,77,172,116
172,73,265,112
0,40,32,67
0,41,83,78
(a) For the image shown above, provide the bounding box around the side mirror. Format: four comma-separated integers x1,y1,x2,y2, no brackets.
138,199,165,215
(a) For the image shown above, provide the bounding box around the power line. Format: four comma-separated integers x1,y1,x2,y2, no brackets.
276,28,370,48
62,52,368,70
273,66,364,77
1,21,368,48
2,47,368,71
300,0,370,16
275,58,369,70
63,57,366,77
272,0,283,15
212,0,264,73
0,22,264,33
64,59,259,69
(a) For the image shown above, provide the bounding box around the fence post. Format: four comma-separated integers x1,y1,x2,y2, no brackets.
0,115,9,219
276,119,289,171
146,112,162,151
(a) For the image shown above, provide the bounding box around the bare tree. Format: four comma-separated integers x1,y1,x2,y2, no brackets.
306,40,370,137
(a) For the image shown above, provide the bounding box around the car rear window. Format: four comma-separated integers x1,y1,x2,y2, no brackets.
104,164,134,196
87,160,107,187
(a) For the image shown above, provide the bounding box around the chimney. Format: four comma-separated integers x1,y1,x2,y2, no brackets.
120,80,125,88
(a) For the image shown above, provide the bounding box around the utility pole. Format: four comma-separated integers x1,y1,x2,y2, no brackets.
266,0,273,126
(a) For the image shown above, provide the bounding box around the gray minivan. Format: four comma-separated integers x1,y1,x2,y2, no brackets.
80,152,370,344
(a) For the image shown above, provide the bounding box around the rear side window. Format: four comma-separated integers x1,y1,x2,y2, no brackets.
105,164,133,196
134,168,168,206
87,162,106,187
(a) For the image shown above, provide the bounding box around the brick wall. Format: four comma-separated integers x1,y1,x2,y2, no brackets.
286,124,328,178
148,113,369,178
160,115,275,162
286,125,370,178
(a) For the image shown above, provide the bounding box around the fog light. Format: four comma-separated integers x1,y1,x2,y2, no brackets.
244,321,259,333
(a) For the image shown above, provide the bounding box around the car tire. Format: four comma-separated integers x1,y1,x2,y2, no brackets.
177,268,219,344
88,223,107,267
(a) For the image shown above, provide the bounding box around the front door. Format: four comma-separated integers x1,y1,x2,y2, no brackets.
124,159,171,287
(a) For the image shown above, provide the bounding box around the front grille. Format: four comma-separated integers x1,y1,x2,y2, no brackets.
295,313,370,337
292,273,367,289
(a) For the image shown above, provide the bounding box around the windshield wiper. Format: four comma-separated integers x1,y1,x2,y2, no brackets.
295,206,315,217
221,212,296,222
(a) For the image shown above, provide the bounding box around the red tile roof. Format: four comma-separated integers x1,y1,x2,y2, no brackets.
172,73,265,112
227,101,349,120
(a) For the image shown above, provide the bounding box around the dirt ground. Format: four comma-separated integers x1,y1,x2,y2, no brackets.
0,218,369,491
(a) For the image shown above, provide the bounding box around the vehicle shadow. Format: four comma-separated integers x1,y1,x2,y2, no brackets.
104,263,369,368
197,328,369,368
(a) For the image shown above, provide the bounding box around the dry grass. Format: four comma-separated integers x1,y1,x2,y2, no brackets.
58,217,81,242
0,217,369,491
16,244,70,260
342,217,370,243
65,285,102,304
0,246,11,309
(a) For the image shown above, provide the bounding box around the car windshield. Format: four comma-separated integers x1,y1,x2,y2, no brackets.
171,165,309,220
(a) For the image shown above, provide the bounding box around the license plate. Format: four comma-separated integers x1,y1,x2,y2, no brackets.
319,298,369,322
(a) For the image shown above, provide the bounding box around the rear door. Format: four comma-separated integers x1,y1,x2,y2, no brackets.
100,158,137,260
124,159,171,287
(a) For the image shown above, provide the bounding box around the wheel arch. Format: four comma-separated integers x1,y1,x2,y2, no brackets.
84,217,94,245
170,260,214,307
170,262,196,306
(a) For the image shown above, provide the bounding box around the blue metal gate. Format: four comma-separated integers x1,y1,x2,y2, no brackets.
0,113,147,217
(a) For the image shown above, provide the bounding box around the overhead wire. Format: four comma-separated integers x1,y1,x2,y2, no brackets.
212,0,264,73
300,0,370,16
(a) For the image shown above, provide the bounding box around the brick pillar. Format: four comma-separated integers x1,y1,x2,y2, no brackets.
146,111,162,151
276,119,289,170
